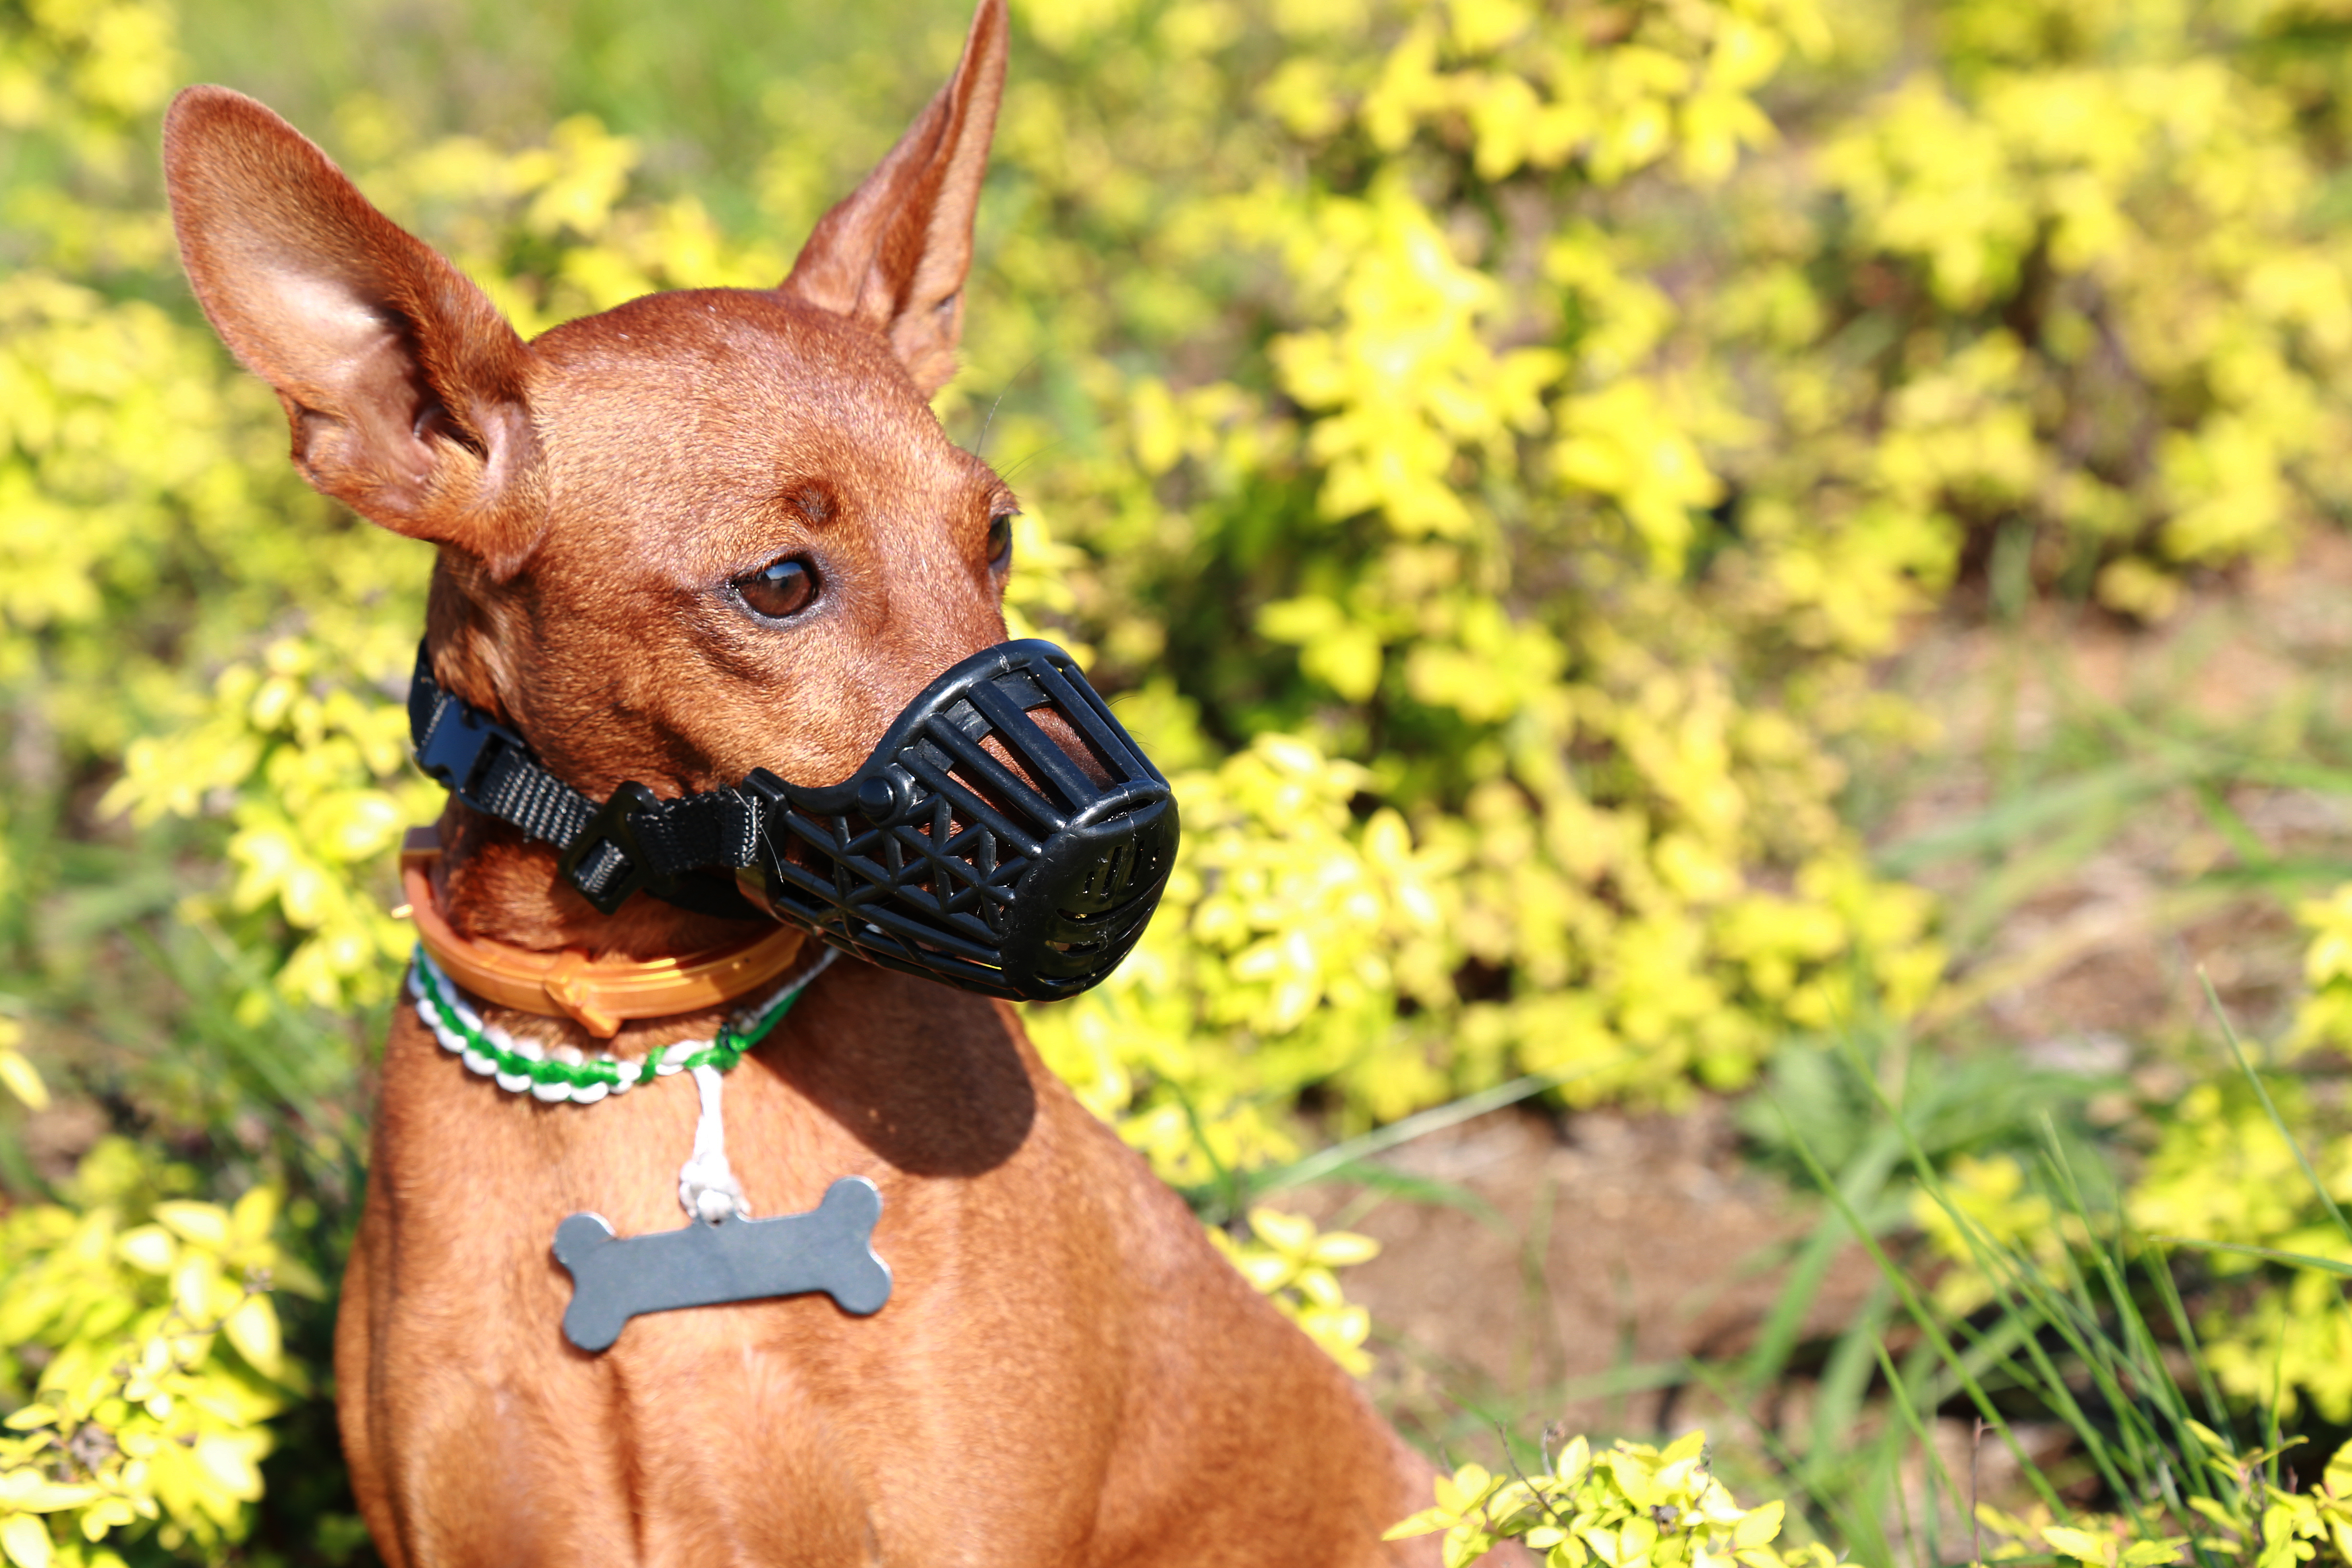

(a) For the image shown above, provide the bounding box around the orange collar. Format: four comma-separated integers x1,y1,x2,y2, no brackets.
398,828,808,1039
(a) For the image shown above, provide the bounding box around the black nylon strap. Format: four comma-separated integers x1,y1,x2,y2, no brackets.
632,790,761,874
407,642,760,914
474,743,599,846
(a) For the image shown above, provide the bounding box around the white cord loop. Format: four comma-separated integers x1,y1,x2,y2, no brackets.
679,1064,748,1222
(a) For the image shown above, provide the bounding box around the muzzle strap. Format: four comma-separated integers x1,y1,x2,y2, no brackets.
470,742,600,848
408,644,756,917
409,645,597,842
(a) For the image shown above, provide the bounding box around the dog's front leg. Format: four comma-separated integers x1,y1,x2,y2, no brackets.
334,1185,406,1568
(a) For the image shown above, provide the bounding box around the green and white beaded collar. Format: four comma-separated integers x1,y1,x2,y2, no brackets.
406,943,838,1105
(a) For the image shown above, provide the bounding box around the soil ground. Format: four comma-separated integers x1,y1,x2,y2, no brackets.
1307,530,2352,1461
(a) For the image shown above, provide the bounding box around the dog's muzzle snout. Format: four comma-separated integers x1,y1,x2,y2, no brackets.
733,640,1180,1002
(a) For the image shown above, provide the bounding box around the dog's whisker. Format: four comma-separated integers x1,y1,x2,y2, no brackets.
973,351,1043,461
995,436,1066,487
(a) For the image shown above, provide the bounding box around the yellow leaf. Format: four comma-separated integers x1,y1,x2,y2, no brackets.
0,1047,48,1113
193,1431,266,1503
1435,1462,1495,1515
172,1252,218,1320
1622,1513,1660,1560
115,1224,174,1274
223,1294,282,1378
77,1495,138,1539
1235,1254,1291,1292
1294,1268,1344,1307
2321,1438,2352,1498
2041,1525,2115,1566
0,1470,98,1510
0,1516,51,1568
1386,1507,1456,1540
1247,1208,1318,1256
1307,1230,1381,1267
229,1184,280,1247
1734,1501,1785,1548
1445,1523,1495,1568
152,1201,229,1250
1606,1449,1665,1508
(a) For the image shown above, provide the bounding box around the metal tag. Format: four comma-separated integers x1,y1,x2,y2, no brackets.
552,1175,892,1352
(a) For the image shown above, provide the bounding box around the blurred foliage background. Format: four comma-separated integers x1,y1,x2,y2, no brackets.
11,0,2352,1560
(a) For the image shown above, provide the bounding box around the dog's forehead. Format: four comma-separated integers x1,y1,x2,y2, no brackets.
529,289,967,497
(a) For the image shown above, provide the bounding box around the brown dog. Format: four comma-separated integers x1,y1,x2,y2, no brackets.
162,3,1449,1563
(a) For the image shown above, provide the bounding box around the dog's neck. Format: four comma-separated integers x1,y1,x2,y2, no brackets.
431,801,773,962
424,803,792,1053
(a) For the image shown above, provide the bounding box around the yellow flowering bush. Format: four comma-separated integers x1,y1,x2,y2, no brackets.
970,0,1952,1161
1205,1207,1383,1375
102,634,437,1018
1030,732,1464,1173
2123,1082,2352,1423
1724,0,2352,625
12,0,2352,1160
1392,1423,2352,1568
0,1138,314,1567
2291,883,2352,1058
1971,1423,2352,1568
1386,1430,1837,1568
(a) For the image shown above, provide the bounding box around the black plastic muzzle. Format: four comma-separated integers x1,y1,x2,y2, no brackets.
408,637,1175,1002
733,640,1179,1002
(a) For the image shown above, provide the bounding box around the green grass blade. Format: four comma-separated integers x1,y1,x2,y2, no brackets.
1248,1059,1627,1197
1874,1338,1955,1568
1740,1126,1905,1399
1877,760,2176,875
2155,1237,2352,1278
2201,971,2352,1251
2189,781,2274,871
1801,1278,1897,1498
1811,1037,2171,1527
1812,1278,1896,1450
2141,1236,2237,1445
1167,1080,1241,1223
1289,1160,1505,1228
2032,1128,2202,1511
1771,1099,2071,1519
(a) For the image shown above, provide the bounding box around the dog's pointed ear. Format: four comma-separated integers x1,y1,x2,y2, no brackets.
782,0,1008,395
164,86,544,577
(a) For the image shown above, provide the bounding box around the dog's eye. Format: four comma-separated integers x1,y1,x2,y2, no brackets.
735,555,818,620
987,511,1016,572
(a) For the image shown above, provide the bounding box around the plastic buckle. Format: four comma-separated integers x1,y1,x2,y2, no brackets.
415,696,528,812
558,781,663,915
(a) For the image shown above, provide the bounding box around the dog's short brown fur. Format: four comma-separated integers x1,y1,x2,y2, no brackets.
163,4,1449,1563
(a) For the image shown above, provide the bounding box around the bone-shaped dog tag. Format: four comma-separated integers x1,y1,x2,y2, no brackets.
552,1176,892,1352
